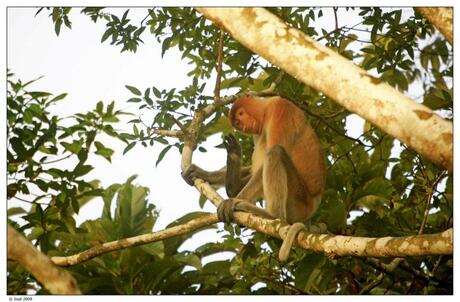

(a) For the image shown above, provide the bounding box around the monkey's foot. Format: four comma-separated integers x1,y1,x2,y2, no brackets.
217,198,241,223
278,222,306,262
307,222,327,233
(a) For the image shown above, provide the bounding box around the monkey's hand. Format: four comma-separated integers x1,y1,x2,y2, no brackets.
217,198,275,223
278,222,306,262
181,164,202,186
223,134,241,164
182,164,226,187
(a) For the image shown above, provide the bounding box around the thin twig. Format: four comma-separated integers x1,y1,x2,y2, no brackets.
214,28,225,104
151,128,182,137
429,255,443,278
419,171,447,235
359,272,384,294
171,116,191,138
297,102,369,147
333,7,339,29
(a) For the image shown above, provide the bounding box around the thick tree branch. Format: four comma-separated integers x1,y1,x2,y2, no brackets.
417,7,453,44
50,201,452,267
196,7,452,172
8,225,81,294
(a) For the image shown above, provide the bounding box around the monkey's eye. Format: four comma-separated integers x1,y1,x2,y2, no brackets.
238,111,243,116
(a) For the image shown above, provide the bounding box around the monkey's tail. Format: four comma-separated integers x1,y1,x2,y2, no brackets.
278,222,306,261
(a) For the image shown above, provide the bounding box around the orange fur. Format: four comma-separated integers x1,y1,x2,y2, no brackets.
230,96,325,222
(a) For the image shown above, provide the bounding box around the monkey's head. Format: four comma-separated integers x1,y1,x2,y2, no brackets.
229,96,264,135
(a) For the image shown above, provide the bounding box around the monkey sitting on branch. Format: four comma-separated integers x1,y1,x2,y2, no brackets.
183,95,326,261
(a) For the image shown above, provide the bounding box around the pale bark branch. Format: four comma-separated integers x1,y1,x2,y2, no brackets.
196,7,452,172
180,95,237,171
50,201,452,267
51,213,218,267
151,128,182,137
8,225,81,294
417,7,453,44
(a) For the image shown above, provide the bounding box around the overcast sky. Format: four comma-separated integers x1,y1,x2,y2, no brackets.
7,8,232,254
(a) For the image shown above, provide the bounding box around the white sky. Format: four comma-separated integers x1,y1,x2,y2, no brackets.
7,8,229,252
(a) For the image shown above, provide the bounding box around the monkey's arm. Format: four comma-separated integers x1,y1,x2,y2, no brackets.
181,135,250,194
224,135,251,197
181,164,226,188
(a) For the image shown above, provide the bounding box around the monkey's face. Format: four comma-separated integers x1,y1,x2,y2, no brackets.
231,107,260,134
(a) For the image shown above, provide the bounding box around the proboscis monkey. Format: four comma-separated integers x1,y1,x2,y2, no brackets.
182,96,326,261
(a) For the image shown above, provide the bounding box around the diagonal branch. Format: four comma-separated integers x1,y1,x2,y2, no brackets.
417,7,452,44
8,225,81,294
196,7,452,172
51,212,218,267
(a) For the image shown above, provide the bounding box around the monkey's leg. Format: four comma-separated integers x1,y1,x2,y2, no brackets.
217,168,266,222
263,145,307,261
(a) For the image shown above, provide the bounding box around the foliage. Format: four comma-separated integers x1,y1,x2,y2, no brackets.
8,7,452,295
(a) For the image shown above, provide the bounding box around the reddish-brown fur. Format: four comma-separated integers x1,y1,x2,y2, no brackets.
229,96,325,222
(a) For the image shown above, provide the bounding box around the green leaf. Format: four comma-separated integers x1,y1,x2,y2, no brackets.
96,101,103,114
141,241,165,259
125,85,142,96
155,145,172,166
23,109,33,124
8,207,26,217
71,196,80,214
61,140,84,154
127,97,142,103
48,93,67,105
152,86,161,98
94,141,114,162
46,168,66,179
54,18,62,36
198,194,207,208
73,164,94,177
173,252,202,271
356,195,390,218
10,137,29,160
29,91,52,99
361,178,395,198
101,28,114,42
295,253,326,291
123,142,136,154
